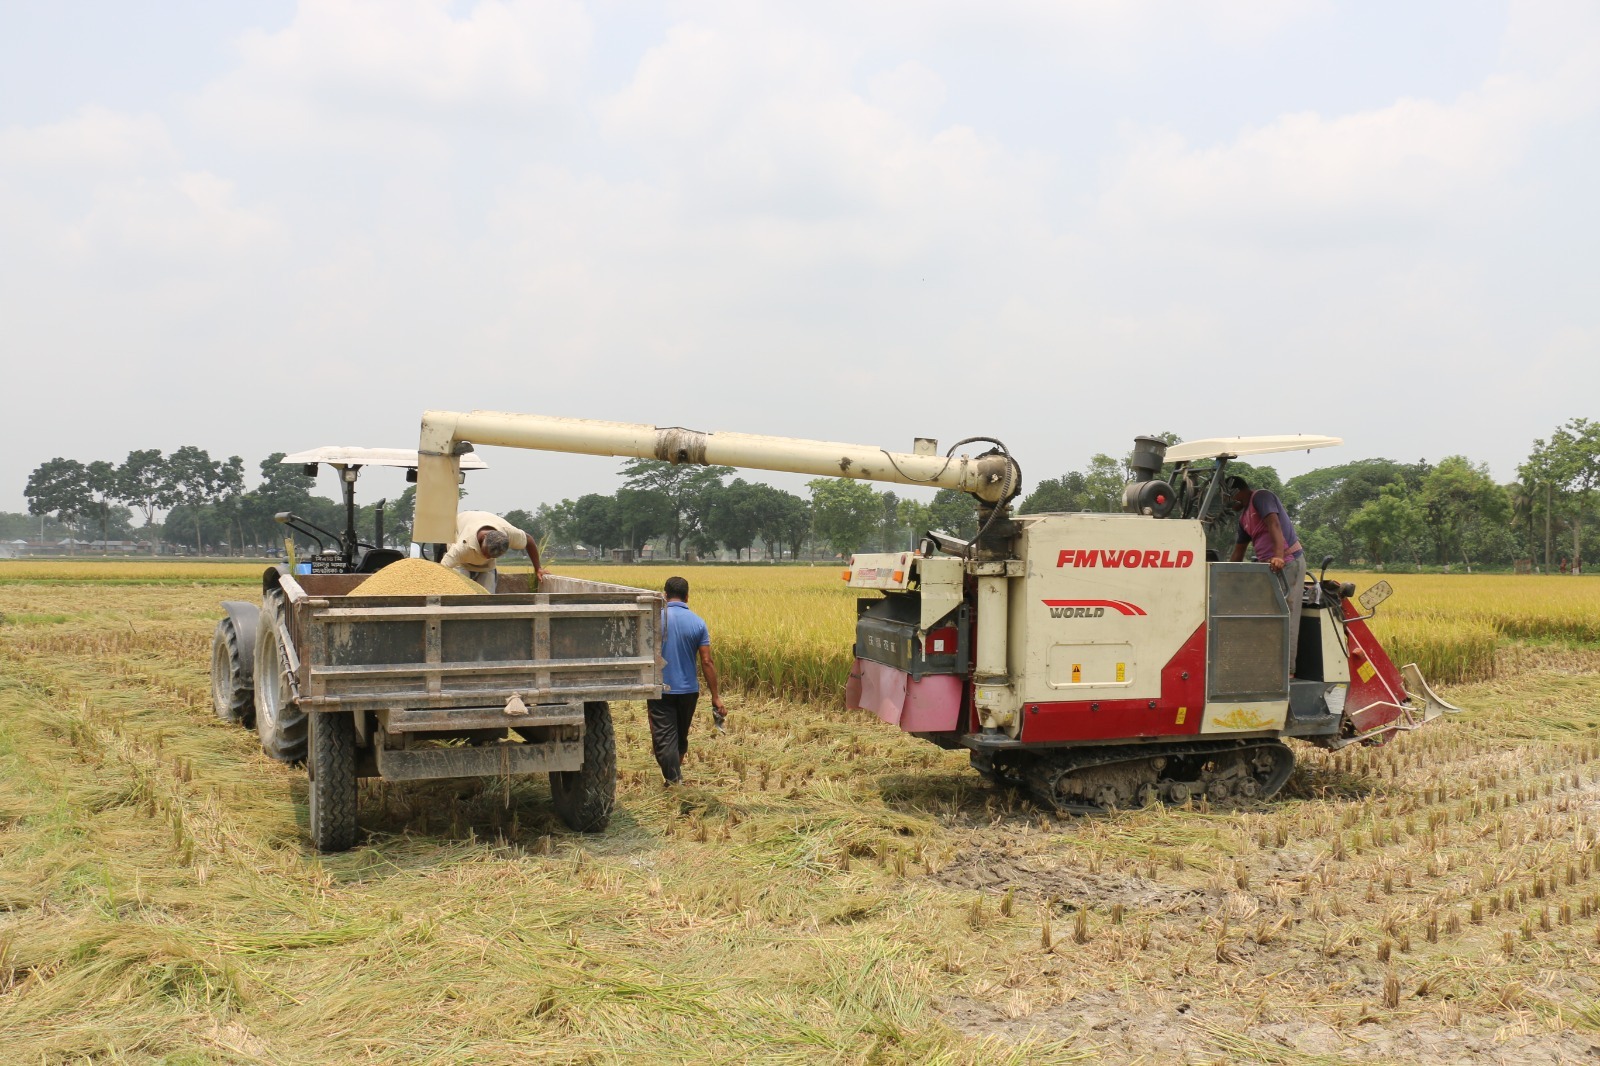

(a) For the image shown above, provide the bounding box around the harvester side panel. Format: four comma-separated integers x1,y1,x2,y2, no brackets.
1011,514,1207,708
1018,623,1207,742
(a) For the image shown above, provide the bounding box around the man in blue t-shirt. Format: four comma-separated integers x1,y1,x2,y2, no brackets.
647,576,725,784
1226,475,1308,675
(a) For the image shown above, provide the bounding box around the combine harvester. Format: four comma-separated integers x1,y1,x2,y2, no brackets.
413,414,1459,813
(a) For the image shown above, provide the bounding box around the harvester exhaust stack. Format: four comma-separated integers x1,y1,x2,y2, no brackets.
1123,435,1177,518
1128,436,1169,481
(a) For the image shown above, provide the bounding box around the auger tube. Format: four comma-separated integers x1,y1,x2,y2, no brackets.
414,411,1020,543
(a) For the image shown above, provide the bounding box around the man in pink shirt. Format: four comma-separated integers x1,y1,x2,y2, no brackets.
1226,475,1307,676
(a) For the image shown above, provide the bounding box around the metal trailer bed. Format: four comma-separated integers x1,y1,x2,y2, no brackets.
216,569,663,851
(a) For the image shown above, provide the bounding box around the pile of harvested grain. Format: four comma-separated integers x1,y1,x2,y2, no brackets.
355,558,488,597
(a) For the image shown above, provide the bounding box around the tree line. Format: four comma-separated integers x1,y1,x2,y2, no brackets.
504,459,978,561
21,449,347,555
17,417,1600,570
15,448,969,560
1016,418,1600,572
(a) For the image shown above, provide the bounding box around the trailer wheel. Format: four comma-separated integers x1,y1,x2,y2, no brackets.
210,618,255,728
254,590,307,764
551,701,616,832
308,711,359,852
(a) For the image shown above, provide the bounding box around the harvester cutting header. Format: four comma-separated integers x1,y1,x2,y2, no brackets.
414,412,1459,812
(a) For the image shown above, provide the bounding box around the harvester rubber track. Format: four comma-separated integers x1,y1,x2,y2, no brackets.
979,739,1295,815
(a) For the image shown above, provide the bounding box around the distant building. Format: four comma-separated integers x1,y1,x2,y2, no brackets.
11,538,149,556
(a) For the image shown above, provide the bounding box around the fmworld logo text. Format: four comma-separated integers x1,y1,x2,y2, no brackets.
1057,549,1194,569
1042,599,1146,617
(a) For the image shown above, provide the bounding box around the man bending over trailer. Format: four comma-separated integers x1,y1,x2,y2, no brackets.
441,510,548,592
1226,475,1307,675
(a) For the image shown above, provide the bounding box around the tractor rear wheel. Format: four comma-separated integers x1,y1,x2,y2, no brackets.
550,701,616,832
210,618,255,728
308,711,358,852
254,590,307,764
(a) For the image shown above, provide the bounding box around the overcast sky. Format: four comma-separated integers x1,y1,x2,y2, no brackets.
2,0,1595,516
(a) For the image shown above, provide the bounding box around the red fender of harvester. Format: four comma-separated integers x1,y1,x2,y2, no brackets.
1016,623,1208,743
1340,598,1410,742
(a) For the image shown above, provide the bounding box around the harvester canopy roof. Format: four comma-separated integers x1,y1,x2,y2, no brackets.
1164,435,1342,464
281,447,489,471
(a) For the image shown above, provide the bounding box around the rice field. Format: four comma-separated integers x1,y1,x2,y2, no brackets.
3,561,1600,1063
562,567,1596,698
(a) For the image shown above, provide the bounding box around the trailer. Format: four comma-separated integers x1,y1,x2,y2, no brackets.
214,567,662,852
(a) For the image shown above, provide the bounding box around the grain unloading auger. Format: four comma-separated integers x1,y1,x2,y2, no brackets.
414,413,1460,812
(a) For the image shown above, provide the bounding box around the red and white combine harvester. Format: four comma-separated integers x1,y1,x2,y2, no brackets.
413,416,1459,812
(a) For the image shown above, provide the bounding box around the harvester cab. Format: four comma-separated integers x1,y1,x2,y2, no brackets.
273,446,488,575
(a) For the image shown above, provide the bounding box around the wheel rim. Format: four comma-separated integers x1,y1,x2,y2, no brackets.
258,628,283,735
211,633,232,716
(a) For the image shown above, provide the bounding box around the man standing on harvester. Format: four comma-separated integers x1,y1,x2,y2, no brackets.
1226,475,1307,673
648,576,725,785
441,510,548,592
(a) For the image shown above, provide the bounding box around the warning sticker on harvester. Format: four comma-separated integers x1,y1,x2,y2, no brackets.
1357,661,1377,683
1176,707,1187,724
1071,663,1082,683
1115,662,1126,682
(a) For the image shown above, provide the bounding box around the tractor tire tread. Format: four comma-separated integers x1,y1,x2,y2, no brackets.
211,618,255,728
551,701,616,833
308,711,359,853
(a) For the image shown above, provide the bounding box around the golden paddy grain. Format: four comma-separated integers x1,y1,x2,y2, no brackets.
355,558,487,597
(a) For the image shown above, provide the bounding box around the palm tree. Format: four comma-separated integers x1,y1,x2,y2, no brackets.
1508,481,1536,567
